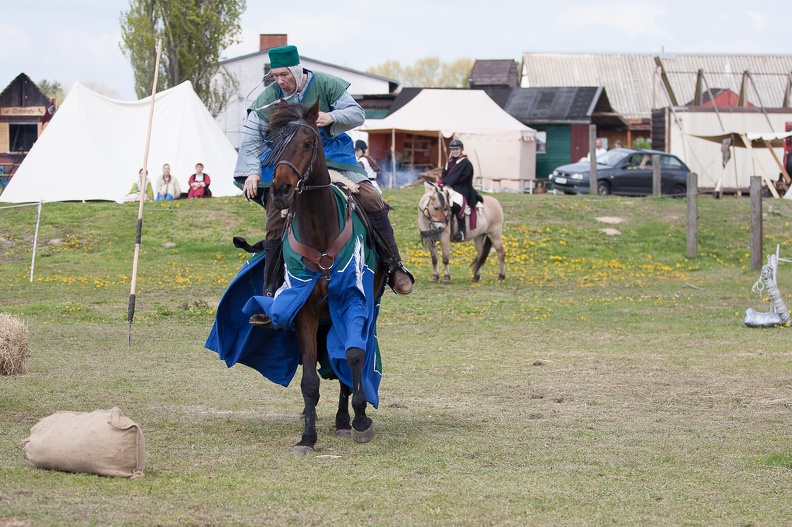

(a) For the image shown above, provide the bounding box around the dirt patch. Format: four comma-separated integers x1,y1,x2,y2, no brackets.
595,216,624,224
600,228,621,236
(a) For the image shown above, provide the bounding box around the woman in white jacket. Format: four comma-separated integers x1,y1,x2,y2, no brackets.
155,163,181,200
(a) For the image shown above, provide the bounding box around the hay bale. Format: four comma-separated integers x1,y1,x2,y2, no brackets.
0,314,31,375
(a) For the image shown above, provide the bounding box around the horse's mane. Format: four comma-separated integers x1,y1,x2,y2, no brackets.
262,102,312,168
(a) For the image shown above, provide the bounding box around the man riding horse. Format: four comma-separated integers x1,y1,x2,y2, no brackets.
234,45,414,302
437,139,482,241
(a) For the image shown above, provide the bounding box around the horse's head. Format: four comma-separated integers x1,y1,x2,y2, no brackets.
266,98,324,210
418,181,451,234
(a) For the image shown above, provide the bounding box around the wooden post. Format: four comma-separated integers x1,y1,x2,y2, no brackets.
750,176,763,271
686,173,698,258
652,154,661,197
589,125,598,195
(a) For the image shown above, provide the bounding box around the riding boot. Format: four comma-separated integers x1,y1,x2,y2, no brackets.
452,204,465,241
262,239,284,297
249,239,284,328
367,206,414,295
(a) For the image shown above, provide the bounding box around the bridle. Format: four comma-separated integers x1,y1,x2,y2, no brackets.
276,118,350,278
419,185,452,232
273,120,330,193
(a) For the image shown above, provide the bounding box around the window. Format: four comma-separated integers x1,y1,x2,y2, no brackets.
661,155,684,169
535,131,546,154
9,124,37,152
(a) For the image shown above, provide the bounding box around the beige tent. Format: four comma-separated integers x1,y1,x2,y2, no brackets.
361,90,536,192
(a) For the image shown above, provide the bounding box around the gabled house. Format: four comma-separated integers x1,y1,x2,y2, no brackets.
468,60,519,89
0,73,54,181
519,52,792,135
483,86,627,179
685,88,754,108
214,34,399,149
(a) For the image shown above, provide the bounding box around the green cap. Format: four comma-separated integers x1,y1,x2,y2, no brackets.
268,45,300,69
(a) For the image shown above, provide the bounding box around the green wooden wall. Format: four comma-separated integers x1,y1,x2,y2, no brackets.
533,124,572,179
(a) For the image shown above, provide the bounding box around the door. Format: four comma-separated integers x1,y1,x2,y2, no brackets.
616,153,652,194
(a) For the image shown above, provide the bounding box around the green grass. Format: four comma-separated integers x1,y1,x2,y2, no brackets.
1,189,792,526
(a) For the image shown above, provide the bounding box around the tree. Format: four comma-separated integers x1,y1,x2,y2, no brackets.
367,60,404,83
120,0,245,116
367,57,474,88
38,80,66,106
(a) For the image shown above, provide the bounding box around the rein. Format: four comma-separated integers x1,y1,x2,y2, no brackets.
276,113,351,277
273,121,331,192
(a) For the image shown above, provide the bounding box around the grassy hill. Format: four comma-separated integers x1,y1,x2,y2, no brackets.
1,188,791,526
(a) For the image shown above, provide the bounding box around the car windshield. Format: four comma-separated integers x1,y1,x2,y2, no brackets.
595,149,630,167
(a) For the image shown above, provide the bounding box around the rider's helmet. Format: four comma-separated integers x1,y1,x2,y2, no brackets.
449,139,464,149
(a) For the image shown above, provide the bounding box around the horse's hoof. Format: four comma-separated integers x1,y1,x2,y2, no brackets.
471,276,480,283
351,423,375,443
430,276,439,283
335,428,352,439
291,445,315,455
498,275,505,282
442,278,451,285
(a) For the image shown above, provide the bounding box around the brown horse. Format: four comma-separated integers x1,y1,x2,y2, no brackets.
267,98,385,454
418,181,506,284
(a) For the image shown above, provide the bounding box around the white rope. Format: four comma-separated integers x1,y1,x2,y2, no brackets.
751,254,791,324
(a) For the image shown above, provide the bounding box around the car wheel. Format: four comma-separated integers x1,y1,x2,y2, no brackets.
597,180,611,195
670,184,686,198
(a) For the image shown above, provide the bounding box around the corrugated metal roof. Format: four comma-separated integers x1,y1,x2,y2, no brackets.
520,53,792,121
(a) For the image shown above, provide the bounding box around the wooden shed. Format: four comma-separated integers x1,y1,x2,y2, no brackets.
0,73,54,181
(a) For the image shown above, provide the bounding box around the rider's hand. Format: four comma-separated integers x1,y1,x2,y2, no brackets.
316,111,334,128
244,174,261,199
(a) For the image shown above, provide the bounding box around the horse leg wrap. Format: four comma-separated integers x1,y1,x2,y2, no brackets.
367,207,415,292
262,239,284,297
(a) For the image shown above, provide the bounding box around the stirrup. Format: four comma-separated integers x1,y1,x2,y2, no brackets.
385,259,414,294
249,314,273,328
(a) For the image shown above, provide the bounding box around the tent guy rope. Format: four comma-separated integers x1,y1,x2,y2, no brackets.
128,39,162,347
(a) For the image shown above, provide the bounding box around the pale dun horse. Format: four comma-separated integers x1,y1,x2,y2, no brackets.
417,182,506,284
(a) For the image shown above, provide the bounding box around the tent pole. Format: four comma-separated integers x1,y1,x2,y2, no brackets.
742,133,779,198
762,138,791,184
29,198,43,283
390,128,395,189
128,39,163,346
437,131,441,167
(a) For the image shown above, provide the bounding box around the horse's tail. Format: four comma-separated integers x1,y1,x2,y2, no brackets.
471,236,493,269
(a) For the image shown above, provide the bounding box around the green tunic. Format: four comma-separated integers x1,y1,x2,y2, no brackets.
249,72,365,176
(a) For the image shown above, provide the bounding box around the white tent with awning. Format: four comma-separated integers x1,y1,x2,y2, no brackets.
361,89,536,191
1,81,241,203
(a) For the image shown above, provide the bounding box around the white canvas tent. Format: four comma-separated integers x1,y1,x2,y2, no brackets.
659,107,792,193
690,131,792,198
0,81,241,203
361,90,536,192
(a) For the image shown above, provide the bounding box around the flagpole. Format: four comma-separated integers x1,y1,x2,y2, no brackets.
128,39,162,346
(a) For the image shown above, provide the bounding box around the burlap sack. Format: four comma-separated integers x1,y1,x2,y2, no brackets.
23,407,145,478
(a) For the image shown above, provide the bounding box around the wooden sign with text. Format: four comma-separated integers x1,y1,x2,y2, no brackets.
0,107,46,117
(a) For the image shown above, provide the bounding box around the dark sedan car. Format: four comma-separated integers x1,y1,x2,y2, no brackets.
549,149,691,197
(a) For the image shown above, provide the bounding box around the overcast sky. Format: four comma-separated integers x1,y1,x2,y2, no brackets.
1,0,790,101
